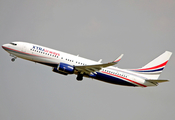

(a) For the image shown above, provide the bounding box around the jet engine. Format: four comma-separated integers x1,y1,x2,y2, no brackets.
52,62,74,75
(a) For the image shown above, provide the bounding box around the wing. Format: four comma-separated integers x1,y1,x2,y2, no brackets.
74,54,123,75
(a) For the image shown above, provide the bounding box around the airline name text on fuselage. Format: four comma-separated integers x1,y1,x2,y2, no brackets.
32,45,60,56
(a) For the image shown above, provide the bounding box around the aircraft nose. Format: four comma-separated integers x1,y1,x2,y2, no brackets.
2,44,8,50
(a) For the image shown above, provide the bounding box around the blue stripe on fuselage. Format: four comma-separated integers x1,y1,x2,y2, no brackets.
92,72,137,87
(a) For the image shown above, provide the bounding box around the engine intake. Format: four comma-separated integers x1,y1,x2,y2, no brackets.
52,68,68,75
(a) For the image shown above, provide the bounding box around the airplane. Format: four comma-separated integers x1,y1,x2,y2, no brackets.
2,42,172,87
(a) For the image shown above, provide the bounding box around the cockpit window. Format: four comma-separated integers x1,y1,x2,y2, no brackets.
10,42,17,46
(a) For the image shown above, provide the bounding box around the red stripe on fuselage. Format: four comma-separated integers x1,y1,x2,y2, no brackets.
101,71,147,87
3,46,56,60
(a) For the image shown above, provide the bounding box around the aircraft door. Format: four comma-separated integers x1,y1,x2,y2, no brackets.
22,45,26,52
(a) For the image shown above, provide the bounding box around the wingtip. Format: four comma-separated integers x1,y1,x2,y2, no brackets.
113,54,124,63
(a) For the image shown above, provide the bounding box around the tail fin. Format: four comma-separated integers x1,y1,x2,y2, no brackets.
130,51,172,79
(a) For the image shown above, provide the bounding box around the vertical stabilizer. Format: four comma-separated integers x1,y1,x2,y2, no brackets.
130,51,172,79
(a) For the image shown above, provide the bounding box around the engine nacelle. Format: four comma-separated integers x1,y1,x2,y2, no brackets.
53,62,74,75
59,62,74,74
52,68,68,75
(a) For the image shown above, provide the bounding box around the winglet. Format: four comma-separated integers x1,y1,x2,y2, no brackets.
75,54,124,74
113,54,124,63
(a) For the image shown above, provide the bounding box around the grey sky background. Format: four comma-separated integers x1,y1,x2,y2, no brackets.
1,0,175,120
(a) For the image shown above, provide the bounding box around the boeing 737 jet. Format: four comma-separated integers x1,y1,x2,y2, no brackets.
2,42,172,87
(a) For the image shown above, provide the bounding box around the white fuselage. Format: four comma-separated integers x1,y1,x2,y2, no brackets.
2,42,158,87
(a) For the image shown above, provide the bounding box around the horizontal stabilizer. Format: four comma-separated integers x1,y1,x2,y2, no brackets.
146,79,169,83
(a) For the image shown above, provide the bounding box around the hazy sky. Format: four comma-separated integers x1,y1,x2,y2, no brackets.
1,0,175,120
